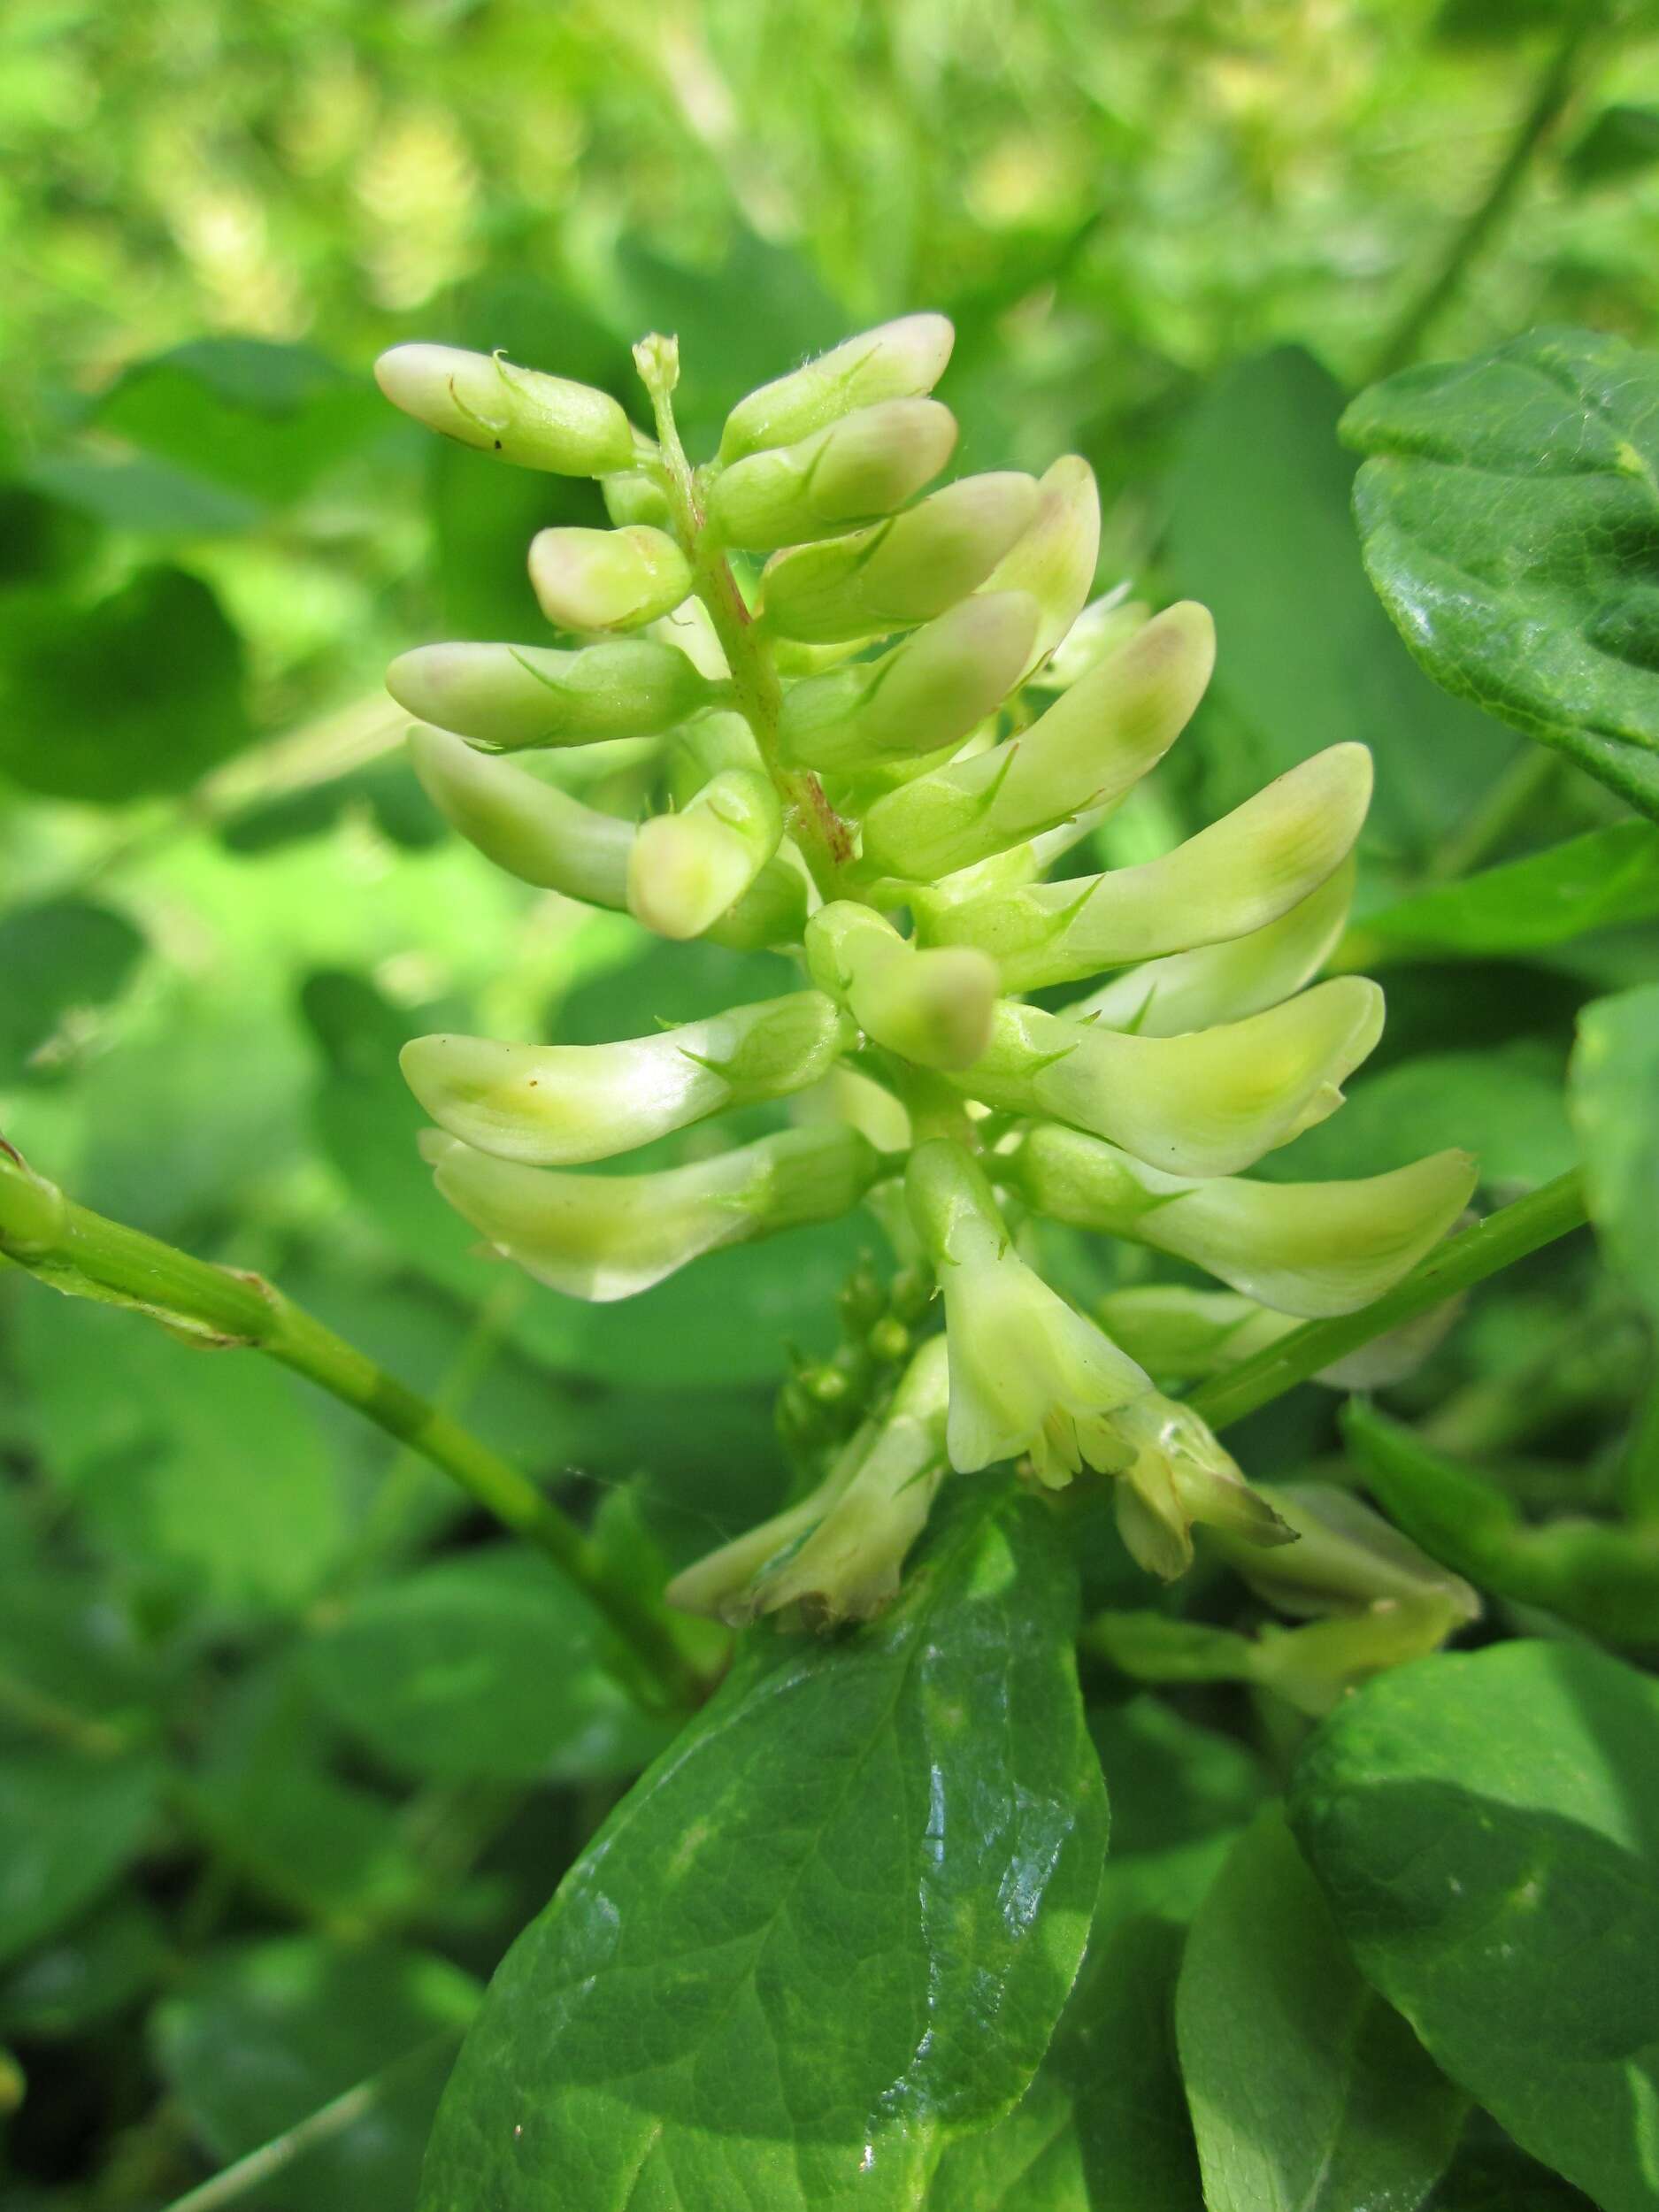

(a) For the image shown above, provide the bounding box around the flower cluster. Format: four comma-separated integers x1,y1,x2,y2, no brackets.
376,318,1476,1624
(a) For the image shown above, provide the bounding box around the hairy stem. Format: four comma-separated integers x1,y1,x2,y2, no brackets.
1187,1171,1590,1433
0,1145,700,1715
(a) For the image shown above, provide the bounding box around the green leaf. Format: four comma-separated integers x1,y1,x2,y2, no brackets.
306,1547,672,1785
1353,822,1659,961
1565,104,1659,189
0,1894,168,2039
0,1747,163,1970
1571,982,1659,1322
0,896,145,1087
927,1915,1200,2211
190,1658,429,1935
91,338,387,511
1178,1807,1464,2212
1087,1695,1267,1934
419,1479,1107,2211
1344,327,1659,818
1257,1043,1574,1189
1289,1640,1659,2212
0,566,250,803
14,1294,350,1617
154,1936,480,2212
1164,346,1517,856
1429,2138,1601,2209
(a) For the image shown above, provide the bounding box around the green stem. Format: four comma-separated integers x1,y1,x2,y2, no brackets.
1424,744,1562,883
0,1145,698,1716
1187,1171,1590,1433
633,334,854,898
1368,6,1601,382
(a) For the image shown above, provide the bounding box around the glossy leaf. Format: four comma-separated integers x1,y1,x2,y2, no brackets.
1290,1641,1659,2212
306,1548,671,1785
1345,328,1659,818
928,1915,1200,2211
419,1479,1108,2211
1179,1807,1463,2212
1571,982,1659,1323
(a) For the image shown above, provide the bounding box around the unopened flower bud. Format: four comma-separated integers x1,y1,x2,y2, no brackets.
374,344,638,476
859,601,1214,884
406,725,634,909
759,473,1040,643
707,399,958,551
387,638,713,752
905,1141,1148,1483
952,979,1385,1178
528,525,692,634
402,991,849,1167
778,592,1037,772
1068,858,1356,1037
979,455,1101,682
807,902,996,1071
916,743,1372,990
1108,1393,1294,1581
422,1122,880,1302
627,768,785,940
718,313,955,465
1013,1124,1477,1317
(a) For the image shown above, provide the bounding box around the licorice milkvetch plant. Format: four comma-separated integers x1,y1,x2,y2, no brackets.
375,314,1479,1624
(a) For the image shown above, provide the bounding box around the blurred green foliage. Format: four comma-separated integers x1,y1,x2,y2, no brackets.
4,2,1659,2206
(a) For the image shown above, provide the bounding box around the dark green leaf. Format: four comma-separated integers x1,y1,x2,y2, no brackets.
1289,1640,1659,2212
14,1295,350,1617
0,1894,168,2039
1344,327,1659,818
419,1479,1107,2210
1178,1807,1464,2212
191,1658,428,1933
0,480,96,591
154,1937,480,2212
1429,2137,1600,2209
91,338,387,511
306,1547,671,1784
1164,346,1517,856
0,1748,163,1970
0,896,144,1086
0,566,250,803
929,1915,1200,2211
1565,104,1659,189
1354,822,1659,960
1571,982,1659,1322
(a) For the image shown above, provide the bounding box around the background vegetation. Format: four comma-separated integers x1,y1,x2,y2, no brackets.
3,2,1658,2206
